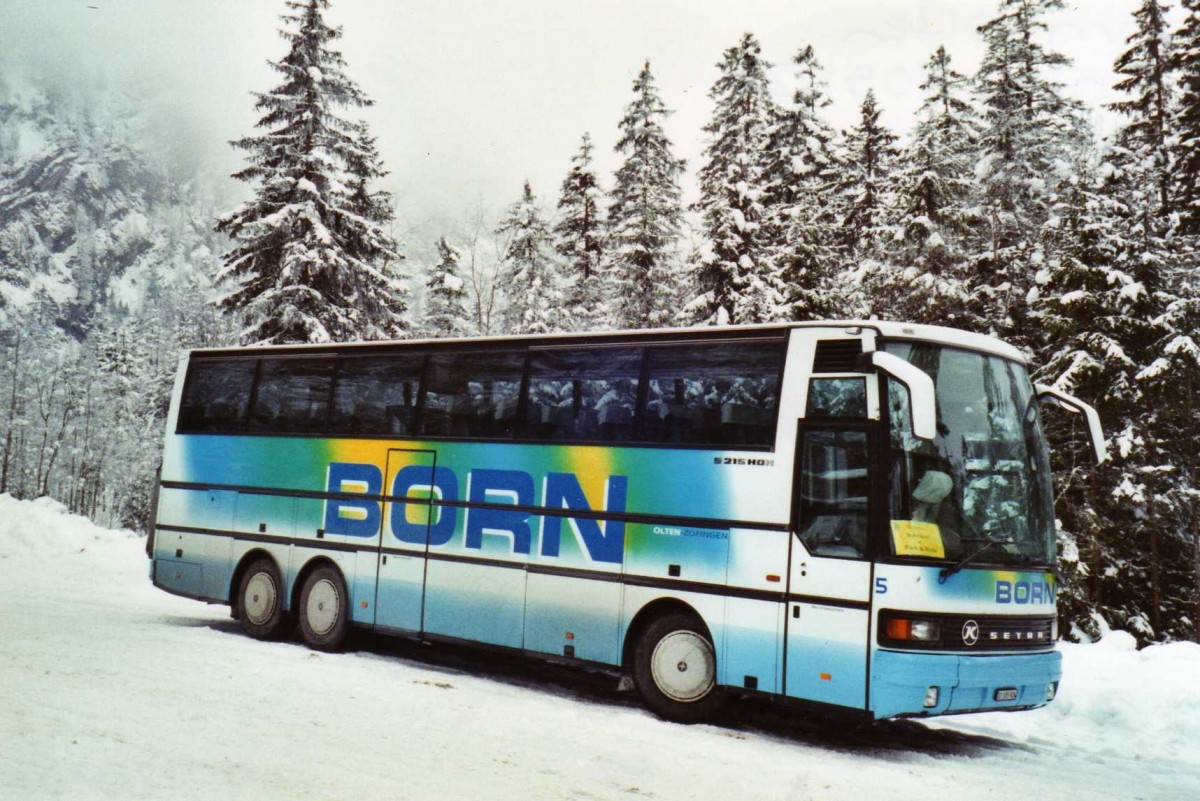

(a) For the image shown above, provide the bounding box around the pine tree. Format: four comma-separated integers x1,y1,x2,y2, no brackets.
421,237,469,338
553,133,606,331
343,121,409,336
1153,271,1200,641
762,46,842,320
1113,0,1174,219
829,91,899,319
971,0,1087,341
496,181,560,335
880,46,978,325
691,33,784,325
608,62,686,330
1174,0,1200,232
835,90,899,254
1037,0,1184,640
1034,149,1166,640
215,0,406,345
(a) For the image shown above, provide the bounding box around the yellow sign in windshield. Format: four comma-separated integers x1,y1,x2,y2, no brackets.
891,521,946,559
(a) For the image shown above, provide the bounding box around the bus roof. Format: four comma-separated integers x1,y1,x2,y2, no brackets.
189,320,1027,365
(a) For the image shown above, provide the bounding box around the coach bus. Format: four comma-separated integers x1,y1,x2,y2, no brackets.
147,321,1104,722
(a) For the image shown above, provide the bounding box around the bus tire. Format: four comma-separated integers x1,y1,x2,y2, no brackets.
237,557,288,640
633,612,725,723
298,565,349,652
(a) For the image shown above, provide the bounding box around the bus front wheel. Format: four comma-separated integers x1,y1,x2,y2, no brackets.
237,558,288,640
298,565,349,652
633,612,725,723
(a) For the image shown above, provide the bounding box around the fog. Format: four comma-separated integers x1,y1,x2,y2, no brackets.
0,0,1144,231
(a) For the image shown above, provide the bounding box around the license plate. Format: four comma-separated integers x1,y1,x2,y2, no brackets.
994,688,1019,702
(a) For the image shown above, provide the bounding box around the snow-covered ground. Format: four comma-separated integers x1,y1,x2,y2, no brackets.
1,495,1197,801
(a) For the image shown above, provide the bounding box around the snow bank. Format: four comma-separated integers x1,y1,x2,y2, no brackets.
934,632,1200,770
0,493,139,559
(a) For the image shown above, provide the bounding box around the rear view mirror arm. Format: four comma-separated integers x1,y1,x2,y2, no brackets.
1034,384,1108,464
868,351,938,441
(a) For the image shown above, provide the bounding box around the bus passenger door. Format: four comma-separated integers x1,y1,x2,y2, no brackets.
375,448,438,634
785,425,873,710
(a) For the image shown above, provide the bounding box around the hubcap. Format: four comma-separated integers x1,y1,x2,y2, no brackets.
244,572,277,626
306,578,340,636
650,630,715,703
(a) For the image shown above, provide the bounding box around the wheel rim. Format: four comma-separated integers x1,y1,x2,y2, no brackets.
244,572,277,626
306,578,340,636
650,630,715,703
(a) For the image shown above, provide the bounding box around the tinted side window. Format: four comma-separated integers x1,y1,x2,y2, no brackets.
421,351,525,438
796,429,870,559
331,355,424,435
807,377,867,419
247,358,335,433
641,341,783,446
179,360,256,432
526,347,641,442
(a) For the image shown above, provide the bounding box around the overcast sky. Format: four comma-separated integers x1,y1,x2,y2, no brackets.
0,0,1157,236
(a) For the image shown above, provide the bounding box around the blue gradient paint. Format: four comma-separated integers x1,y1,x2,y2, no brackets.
871,650,1061,718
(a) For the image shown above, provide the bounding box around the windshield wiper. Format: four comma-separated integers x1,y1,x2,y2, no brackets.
938,538,1015,584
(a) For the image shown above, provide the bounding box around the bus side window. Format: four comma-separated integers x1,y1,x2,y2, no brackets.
640,341,783,447
525,347,641,443
795,430,869,559
806,377,867,419
421,351,525,439
247,358,335,434
179,360,256,433
330,355,425,435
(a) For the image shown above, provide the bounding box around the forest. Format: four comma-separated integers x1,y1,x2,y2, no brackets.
0,0,1197,644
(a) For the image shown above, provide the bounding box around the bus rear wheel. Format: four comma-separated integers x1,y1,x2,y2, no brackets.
633,612,725,723
298,565,349,652
237,558,288,640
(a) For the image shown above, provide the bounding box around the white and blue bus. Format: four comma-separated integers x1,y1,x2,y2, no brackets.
147,321,1104,722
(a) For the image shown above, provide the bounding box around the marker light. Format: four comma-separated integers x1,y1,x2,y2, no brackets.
924,686,940,708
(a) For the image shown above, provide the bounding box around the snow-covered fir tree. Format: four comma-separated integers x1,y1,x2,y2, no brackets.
215,0,407,345
762,45,842,320
1174,0,1200,232
971,0,1088,341
421,237,469,338
496,181,561,335
608,62,686,330
877,45,978,326
343,121,404,277
1034,148,1168,640
832,90,899,318
691,33,784,325
835,89,899,255
1152,269,1200,641
1036,0,1192,640
1113,0,1174,219
553,133,606,331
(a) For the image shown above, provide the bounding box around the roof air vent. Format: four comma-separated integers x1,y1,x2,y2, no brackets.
812,339,864,374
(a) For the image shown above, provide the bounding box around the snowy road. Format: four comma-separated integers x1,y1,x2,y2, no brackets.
1,496,1198,801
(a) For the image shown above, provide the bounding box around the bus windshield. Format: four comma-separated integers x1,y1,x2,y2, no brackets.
884,342,1056,568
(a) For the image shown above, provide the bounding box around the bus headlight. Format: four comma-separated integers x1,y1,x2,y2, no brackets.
884,615,942,643
1051,616,1059,641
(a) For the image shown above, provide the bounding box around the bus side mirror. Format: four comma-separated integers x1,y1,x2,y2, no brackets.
868,351,938,441
1035,384,1108,464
